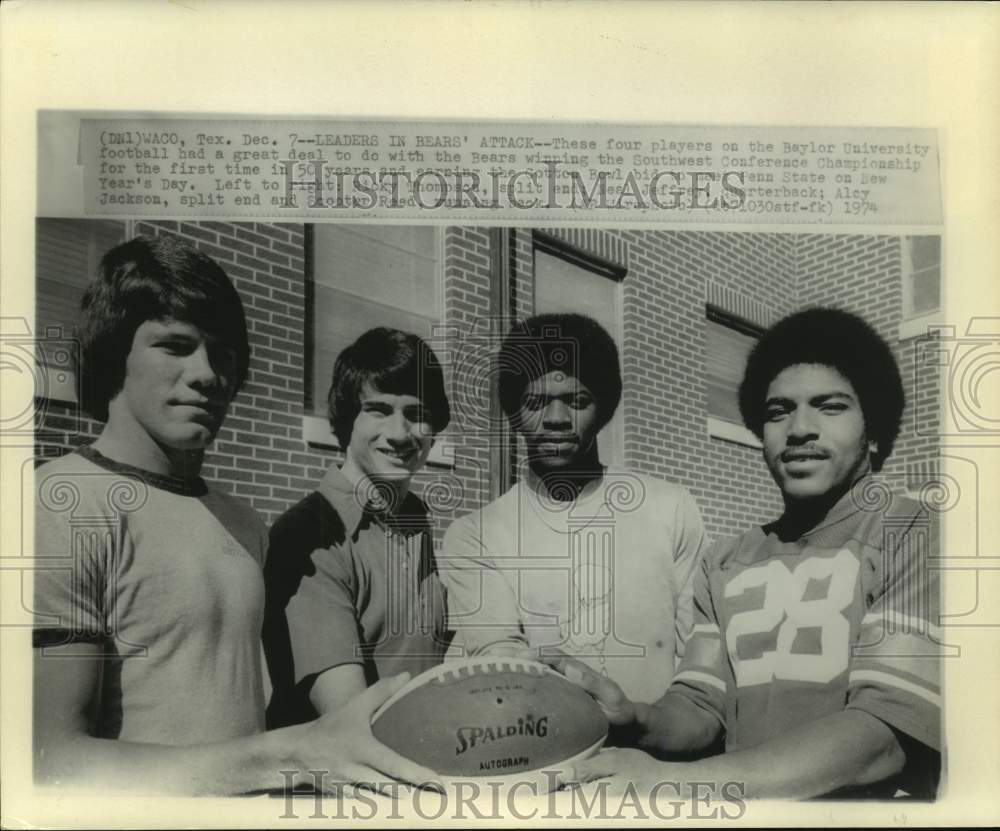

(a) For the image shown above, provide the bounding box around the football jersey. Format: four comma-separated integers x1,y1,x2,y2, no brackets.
670,486,941,759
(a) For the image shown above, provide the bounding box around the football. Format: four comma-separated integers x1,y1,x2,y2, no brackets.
371,657,608,780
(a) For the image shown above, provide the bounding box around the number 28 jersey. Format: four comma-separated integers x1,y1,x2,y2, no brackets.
669,488,941,755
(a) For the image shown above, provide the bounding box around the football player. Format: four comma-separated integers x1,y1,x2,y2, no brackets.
32,236,438,794
551,307,941,799
264,327,451,725
440,313,708,705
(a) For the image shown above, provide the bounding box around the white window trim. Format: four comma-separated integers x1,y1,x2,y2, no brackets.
898,309,943,342
707,416,762,449
35,218,133,404
606,277,625,469
303,226,452,468
704,305,764,451
301,413,455,468
899,234,942,341
531,239,627,471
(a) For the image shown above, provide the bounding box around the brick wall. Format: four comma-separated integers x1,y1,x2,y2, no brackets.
36,221,337,528
35,221,484,540
435,226,496,540
35,222,936,545
618,231,797,540
794,233,940,493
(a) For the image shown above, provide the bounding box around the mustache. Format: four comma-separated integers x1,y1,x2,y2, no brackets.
780,446,830,462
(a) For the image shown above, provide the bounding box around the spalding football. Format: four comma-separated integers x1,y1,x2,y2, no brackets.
371,657,608,779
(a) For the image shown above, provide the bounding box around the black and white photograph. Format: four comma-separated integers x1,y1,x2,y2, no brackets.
29,217,946,805
2,2,998,828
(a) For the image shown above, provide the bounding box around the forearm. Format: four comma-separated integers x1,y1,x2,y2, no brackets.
631,692,722,756
657,710,905,800
35,724,313,795
309,664,367,715
445,577,528,657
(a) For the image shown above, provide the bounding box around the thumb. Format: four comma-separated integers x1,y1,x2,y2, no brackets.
552,763,579,790
358,672,412,717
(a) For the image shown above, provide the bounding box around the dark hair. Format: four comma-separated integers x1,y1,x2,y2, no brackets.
77,235,250,422
497,313,622,430
738,307,904,472
328,327,450,446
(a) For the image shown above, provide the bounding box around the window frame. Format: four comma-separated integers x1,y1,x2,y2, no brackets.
898,234,943,341
531,233,627,471
705,305,764,450
33,218,133,406
300,223,453,468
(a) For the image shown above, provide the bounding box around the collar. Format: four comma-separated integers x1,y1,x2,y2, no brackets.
317,466,427,536
769,474,876,541
811,479,871,532
76,445,208,497
521,463,608,509
317,465,370,536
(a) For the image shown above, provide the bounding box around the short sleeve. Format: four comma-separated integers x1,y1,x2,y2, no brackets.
666,552,728,730
251,512,270,569
284,547,364,683
438,513,530,657
32,489,108,648
264,498,356,727
847,508,942,751
671,487,710,662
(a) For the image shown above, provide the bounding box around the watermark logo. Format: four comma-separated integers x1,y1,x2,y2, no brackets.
915,318,1000,436
275,159,748,213
275,771,748,822
0,317,81,445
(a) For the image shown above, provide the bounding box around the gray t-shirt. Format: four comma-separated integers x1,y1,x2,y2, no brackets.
33,448,267,744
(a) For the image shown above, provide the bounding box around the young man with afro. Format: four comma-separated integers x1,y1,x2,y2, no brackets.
553,307,942,799
440,313,709,705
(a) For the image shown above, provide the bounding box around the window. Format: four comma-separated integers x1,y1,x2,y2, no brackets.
304,224,449,462
900,235,942,340
533,241,625,469
35,218,128,402
705,306,763,448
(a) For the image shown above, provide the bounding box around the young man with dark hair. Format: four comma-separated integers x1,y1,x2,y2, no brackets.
555,307,941,799
264,327,451,726
33,237,438,794
440,313,708,705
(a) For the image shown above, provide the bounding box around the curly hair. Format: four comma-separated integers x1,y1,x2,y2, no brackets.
327,327,450,447
497,313,622,430
738,307,904,472
77,235,250,422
